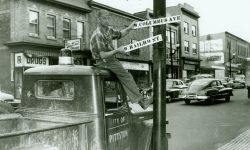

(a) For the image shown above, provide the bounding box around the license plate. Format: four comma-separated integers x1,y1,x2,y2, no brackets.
187,95,197,99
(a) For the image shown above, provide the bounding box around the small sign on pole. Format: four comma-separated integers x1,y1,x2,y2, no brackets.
123,34,163,52
133,15,181,29
65,39,81,50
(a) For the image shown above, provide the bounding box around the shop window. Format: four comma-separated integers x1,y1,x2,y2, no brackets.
192,43,197,54
129,39,140,56
77,21,84,43
184,22,189,34
184,41,190,53
29,10,39,36
191,25,196,37
63,18,71,40
35,80,74,100
46,14,56,39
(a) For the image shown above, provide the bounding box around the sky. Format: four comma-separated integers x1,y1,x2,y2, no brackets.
95,0,250,42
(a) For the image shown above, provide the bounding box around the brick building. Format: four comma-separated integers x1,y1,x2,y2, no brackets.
0,0,152,98
200,32,249,78
134,8,180,79
0,0,91,98
166,3,200,79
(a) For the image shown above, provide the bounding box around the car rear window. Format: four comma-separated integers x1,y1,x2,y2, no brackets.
35,80,74,100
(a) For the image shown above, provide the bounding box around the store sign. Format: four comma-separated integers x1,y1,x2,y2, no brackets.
133,15,181,29
200,39,223,52
120,61,149,71
200,52,224,64
15,53,49,67
65,39,81,50
124,35,162,52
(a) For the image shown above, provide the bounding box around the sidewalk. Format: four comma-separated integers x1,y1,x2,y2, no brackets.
217,128,250,150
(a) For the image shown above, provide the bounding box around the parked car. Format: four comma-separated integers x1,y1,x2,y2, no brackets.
232,79,246,89
0,90,14,102
139,86,153,98
166,79,188,102
179,78,233,105
218,77,233,88
0,90,15,113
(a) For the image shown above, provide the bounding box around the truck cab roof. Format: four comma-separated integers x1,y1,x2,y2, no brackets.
24,65,112,76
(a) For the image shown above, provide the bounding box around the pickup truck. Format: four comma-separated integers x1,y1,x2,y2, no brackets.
0,59,153,150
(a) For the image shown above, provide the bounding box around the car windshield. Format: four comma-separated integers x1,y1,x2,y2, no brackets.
166,81,173,88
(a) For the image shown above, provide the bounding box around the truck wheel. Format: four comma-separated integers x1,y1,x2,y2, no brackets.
225,95,230,102
0,101,14,114
184,99,190,104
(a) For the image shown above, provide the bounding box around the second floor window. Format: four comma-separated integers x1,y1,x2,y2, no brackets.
192,43,197,54
29,10,39,35
184,22,189,34
46,14,56,38
77,21,84,41
63,18,71,40
192,25,196,36
184,41,189,52
166,30,176,44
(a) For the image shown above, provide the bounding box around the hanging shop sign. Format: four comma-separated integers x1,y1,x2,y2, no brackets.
133,15,181,29
15,53,49,67
124,34,162,52
65,39,81,51
120,61,149,71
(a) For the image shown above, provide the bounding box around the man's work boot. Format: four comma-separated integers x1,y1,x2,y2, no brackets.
139,97,153,110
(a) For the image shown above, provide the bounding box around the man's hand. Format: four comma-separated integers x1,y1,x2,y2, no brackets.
128,21,136,30
116,46,127,55
121,21,136,37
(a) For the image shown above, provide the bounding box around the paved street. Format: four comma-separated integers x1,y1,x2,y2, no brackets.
166,88,250,150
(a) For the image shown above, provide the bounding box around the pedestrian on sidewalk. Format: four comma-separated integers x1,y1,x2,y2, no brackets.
90,9,152,109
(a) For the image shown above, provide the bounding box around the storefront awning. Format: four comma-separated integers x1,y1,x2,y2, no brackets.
24,50,59,57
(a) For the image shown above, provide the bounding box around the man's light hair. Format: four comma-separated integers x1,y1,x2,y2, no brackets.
97,9,109,18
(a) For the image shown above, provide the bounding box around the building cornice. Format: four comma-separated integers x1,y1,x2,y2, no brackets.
89,1,145,21
30,0,92,13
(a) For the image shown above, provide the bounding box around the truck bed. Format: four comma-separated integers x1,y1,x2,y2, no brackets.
0,108,95,150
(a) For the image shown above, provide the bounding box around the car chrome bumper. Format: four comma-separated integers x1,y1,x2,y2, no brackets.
179,95,209,100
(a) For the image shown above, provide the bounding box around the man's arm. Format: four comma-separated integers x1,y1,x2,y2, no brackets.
120,21,136,38
100,46,126,59
95,34,125,59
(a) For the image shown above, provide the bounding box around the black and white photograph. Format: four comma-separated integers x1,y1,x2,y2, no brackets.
0,0,249,149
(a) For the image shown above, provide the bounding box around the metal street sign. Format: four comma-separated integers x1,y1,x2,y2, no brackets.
123,34,163,52
133,15,181,29
65,39,81,50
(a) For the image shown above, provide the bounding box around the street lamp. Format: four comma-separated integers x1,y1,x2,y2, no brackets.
228,40,236,78
229,51,236,78
169,27,179,79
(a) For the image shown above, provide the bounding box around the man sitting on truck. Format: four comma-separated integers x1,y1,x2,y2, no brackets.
90,9,152,110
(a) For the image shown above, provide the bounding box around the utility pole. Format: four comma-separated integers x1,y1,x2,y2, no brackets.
152,0,167,150
170,27,174,79
228,40,232,78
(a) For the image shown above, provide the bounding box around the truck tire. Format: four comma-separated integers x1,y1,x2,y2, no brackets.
184,99,190,104
0,101,14,114
225,95,230,102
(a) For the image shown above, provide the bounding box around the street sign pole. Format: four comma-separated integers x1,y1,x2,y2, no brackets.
152,0,167,150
